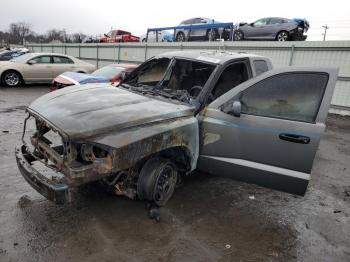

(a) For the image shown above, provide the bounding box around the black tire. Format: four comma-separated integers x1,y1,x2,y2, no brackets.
276,31,289,41
176,32,186,42
234,30,244,41
1,70,22,87
137,158,178,207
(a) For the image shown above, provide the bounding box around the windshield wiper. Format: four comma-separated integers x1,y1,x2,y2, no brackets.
120,83,192,104
151,88,192,103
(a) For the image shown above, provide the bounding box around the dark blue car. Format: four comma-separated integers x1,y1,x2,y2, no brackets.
0,50,27,61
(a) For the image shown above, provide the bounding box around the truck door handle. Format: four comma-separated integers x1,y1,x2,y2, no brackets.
279,133,310,144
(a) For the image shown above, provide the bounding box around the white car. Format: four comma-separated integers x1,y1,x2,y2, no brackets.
174,17,225,42
140,31,173,42
0,53,95,87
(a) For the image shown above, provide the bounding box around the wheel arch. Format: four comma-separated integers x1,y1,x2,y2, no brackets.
233,29,244,41
140,146,194,174
275,30,290,40
176,31,186,41
1,69,24,85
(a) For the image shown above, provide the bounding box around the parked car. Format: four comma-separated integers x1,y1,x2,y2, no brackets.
175,17,229,42
81,35,100,43
51,63,138,90
0,48,29,61
100,29,139,43
0,53,95,87
234,17,309,41
140,31,174,42
15,50,337,210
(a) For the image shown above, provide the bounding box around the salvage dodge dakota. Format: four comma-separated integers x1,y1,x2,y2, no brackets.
15,50,338,207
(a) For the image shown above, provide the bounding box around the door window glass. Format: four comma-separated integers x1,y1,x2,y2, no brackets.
182,19,194,25
269,18,284,24
32,56,51,64
254,18,269,26
193,18,206,24
240,73,329,122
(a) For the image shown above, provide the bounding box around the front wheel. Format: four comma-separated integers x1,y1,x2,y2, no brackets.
276,31,289,41
2,70,22,87
137,158,178,207
176,32,186,42
234,30,244,41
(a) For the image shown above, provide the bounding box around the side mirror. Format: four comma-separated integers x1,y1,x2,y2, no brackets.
27,60,37,65
231,100,241,117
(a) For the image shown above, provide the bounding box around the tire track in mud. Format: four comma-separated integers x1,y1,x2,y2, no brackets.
0,106,27,113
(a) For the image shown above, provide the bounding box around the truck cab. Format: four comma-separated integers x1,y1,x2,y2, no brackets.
100,29,140,43
16,51,337,207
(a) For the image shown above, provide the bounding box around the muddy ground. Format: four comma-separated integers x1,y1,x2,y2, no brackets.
0,86,349,262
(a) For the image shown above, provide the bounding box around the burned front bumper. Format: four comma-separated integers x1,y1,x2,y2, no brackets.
291,33,307,41
15,144,70,204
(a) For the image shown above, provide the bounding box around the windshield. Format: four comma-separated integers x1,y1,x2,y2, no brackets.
125,58,170,86
10,53,34,62
122,57,215,103
92,65,126,79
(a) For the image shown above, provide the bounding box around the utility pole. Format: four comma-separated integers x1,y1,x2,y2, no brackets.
322,25,329,41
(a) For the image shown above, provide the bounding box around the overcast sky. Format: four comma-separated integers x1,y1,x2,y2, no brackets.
1,0,350,40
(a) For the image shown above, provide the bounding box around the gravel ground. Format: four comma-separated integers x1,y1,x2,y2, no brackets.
0,86,349,262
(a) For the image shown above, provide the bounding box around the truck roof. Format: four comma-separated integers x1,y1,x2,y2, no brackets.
156,50,266,65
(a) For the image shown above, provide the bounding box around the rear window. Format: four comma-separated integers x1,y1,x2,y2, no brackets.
269,18,285,24
53,56,74,64
92,66,126,79
118,31,130,35
11,53,34,62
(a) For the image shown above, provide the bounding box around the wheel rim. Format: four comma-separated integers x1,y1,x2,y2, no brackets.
235,31,242,40
154,165,177,205
277,32,288,41
177,33,185,42
4,73,19,86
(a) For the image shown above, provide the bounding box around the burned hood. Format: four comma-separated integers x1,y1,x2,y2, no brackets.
28,84,195,139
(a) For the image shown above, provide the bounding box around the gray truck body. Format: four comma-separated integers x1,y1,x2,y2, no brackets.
15,50,337,205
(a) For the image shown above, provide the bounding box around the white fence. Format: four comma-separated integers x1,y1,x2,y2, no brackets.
26,41,350,115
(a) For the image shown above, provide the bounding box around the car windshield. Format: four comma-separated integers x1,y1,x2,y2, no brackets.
10,53,34,62
122,57,216,103
92,66,126,79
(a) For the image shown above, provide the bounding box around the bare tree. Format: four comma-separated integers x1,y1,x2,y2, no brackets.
2,21,89,44
71,33,86,43
8,22,32,44
46,29,65,43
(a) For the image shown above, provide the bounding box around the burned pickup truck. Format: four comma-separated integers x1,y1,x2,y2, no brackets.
16,50,337,207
